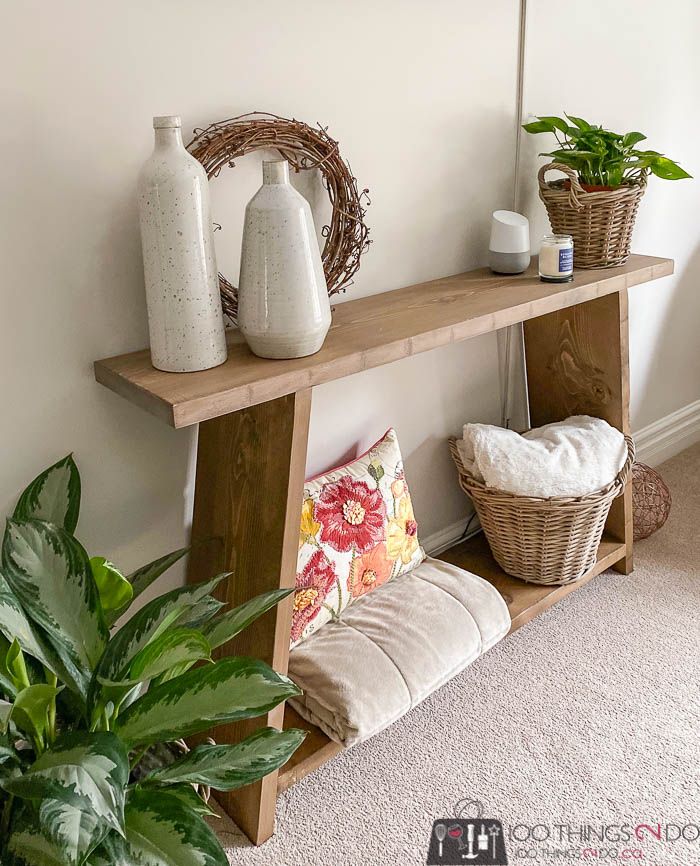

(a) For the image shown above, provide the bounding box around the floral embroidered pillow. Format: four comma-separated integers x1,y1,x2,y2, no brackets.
291,428,425,647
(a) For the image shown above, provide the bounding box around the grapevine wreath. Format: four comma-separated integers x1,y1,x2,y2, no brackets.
187,112,371,321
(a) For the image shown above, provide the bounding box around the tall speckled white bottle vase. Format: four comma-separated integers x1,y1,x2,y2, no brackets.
137,115,227,372
238,160,331,359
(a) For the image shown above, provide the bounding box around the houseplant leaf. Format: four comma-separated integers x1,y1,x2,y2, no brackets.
93,574,227,689
2,731,129,837
105,546,191,626
38,798,109,866
622,131,646,148
13,455,81,535
201,588,292,650
0,698,11,732
115,657,302,748
565,113,592,131
0,573,56,677
164,783,219,817
10,683,62,745
2,519,107,699
91,787,227,866
90,557,133,614
649,155,692,180
143,725,306,790
100,628,211,688
6,823,66,866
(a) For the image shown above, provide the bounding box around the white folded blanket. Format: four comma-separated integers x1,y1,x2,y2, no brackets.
457,415,628,498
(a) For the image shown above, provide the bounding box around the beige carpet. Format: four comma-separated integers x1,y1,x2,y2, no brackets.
216,444,700,866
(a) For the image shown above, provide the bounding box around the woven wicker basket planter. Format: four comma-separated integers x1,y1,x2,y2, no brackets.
539,162,646,269
448,435,635,586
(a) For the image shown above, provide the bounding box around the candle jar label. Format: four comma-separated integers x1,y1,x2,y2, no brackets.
559,246,573,273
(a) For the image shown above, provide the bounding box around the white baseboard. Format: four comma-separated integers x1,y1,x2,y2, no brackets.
422,515,479,556
423,399,700,555
633,399,700,467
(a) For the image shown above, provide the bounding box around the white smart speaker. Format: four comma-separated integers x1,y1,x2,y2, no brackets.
488,210,531,275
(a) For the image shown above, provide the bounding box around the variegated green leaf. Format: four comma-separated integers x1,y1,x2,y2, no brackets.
99,628,211,690
13,455,81,535
115,657,301,748
202,588,292,650
165,783,219,818
2,519,107,699
39,798,109,866
175,595,224,631
90,557,133,613
93,574,227,690
99,787,227,866
7,825,65,866
107,546,191,626
0,573,55,676
144,725,305,790
129,628,210,682
2,732,128,837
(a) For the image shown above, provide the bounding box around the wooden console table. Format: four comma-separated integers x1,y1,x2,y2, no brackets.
94,254,673,844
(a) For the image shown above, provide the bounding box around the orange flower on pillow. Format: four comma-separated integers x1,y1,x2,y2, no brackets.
348,543,393,598
387,495,420,564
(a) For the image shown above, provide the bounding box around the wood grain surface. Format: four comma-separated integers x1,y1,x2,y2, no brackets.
186,389,312,844
94,255,672,427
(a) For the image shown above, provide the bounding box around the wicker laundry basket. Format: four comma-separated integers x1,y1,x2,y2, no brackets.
448,435,635,585
538,162,645,269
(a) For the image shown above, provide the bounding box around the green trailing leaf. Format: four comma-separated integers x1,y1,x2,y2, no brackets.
649,155,692,179
38,798,109,866
13,455,81,535
523,112,690,187
10,684,62,745
92,574,227,691
202,588,293,651
115,657,301,748
90,557,133,614
144,726,306,791
2,731,129,837
2,519,107,699
107,546,191,626
90,787,227,866
565,113,592,131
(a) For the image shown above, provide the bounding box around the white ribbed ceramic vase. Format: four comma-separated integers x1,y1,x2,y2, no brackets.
238,160,331,359
137,115,227,373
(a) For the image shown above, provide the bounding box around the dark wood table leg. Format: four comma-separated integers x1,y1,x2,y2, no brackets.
187,388,312,844
523,289,633,573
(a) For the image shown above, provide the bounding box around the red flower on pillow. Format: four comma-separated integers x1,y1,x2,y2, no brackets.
314,477,387,553
291,550,337,643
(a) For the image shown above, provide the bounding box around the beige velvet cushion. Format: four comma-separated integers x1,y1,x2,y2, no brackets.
287,556,510,747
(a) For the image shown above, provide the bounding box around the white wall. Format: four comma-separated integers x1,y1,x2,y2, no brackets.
1,1,697,597
0,1,517,591
520,0,700,430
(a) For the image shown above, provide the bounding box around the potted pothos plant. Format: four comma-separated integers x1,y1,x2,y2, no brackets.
0,455,305,865
523,113,691,268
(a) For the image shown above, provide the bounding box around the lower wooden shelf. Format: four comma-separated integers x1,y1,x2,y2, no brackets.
275,530,627,793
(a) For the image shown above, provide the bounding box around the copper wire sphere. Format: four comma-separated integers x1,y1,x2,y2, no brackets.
632,462,671,540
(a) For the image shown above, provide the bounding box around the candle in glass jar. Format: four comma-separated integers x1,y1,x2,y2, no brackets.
539,234,574,283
